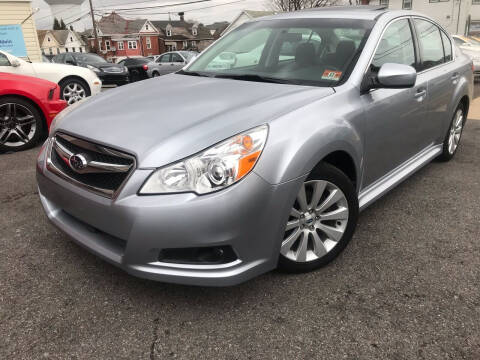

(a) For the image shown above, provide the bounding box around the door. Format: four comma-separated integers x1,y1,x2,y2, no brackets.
156,53,172,75
413,18,456,144
361,18,429,187
169,52,186,73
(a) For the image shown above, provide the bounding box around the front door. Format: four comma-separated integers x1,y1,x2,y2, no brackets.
361,18,428,187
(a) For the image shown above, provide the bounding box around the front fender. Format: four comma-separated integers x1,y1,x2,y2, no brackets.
254,92,365,189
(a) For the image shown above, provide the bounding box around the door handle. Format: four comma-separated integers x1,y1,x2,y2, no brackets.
451,72,459,82
414,88,427,99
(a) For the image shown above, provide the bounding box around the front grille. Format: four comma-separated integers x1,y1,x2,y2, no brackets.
47,133,136,198
103,67,123,73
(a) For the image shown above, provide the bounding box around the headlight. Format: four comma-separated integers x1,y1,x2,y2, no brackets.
139,125,268,195
87,64,101,73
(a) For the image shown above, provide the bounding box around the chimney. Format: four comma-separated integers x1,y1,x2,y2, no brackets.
178,12,185,22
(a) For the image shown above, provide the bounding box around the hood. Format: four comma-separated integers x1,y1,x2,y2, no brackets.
0,72,57,88
31,61,96,78
80,62,124,70
53,74,334,168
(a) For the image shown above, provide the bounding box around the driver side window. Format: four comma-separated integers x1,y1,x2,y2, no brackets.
371,19,416,72
0,53,10,66
158,54,171,63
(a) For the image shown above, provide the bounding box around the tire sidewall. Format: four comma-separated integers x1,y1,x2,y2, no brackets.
439,103,466,162
278,162,359,272
59,78,91,105
0,96,43,152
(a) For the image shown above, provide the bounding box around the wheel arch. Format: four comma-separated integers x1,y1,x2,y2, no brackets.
316,150,358,189
58,75,91,95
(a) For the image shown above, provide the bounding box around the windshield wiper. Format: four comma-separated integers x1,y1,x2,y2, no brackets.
213,73,292,84
177,70,212,77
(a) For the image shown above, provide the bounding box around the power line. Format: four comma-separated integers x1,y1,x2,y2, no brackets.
35,4,80,22
110,0,245,17
96,0,211,12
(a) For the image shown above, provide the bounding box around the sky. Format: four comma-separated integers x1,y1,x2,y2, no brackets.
33,0,272,31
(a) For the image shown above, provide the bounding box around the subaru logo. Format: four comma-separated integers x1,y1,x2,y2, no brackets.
69,154,88,172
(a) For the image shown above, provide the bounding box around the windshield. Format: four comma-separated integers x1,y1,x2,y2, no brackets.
179,51,197,61
185,18,373,86
75,53,107,63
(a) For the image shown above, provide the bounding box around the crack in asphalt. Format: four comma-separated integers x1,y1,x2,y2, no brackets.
150,318,160,360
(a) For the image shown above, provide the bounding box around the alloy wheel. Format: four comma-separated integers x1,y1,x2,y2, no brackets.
281,180,349,263
0,103,37,148
448,109,464,155
63,82,86,105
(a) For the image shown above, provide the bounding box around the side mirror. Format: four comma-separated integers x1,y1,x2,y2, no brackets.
10,59,21,67
378,63,417,88
66,60,76,65
362,63,416,92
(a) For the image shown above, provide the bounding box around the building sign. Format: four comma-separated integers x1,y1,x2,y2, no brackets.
0,25,27,57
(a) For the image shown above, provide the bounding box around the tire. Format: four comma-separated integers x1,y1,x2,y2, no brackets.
152,71,160,77
59,78,90,106
437,103,466,162
278,162,359,272
0,97,44,152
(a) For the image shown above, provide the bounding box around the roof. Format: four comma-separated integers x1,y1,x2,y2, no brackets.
243,10,277,18
37,29,85,46
260,5,390,21
151,20,213,40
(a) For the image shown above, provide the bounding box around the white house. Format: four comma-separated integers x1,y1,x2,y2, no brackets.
37,29,86,56
370,0,480,35
0,0,42,62
221,10,277,36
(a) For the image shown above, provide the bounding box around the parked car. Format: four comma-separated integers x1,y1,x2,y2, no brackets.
452,35,480,79
146,55,161,62
37,7,473,286
0,73,67,152
0,50,101,105
52,52,129,87
117,57,161,82
42,55,51,63
154,51,198,75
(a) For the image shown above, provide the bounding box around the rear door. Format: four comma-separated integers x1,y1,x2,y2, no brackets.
169,52,186,73
361,17,429,187
413,18,456,143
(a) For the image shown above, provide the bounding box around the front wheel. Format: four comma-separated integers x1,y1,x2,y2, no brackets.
279,163,359,272
0,97,44,152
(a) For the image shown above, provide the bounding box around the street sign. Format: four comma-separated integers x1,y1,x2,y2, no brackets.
0,24,28,57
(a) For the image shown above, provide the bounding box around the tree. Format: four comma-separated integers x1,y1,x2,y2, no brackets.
53,18,61,30
271,0,338,11
70,25,74,31
59,19,66,30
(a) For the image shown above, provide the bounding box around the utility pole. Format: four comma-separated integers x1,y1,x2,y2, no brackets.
88,0,99,53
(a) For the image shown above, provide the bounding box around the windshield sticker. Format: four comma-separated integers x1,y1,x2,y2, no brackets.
322,70,342,81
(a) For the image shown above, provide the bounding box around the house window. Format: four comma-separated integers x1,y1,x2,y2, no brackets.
166,26,172,37
402,0,412,9
98,40,102,49
145,24,149,30
473,0,480,3
191,40,197,47
183,40,188,48
41,49,45,54
146,37,152,49
47,37,51,42
72,47,76,52
56,48,59,54
429,0,448,2
117,41,124,50
70,37,73,42
379,0,389,5
128,41,137,49
49,48,53,55
105,40,111,51
65,48,69,52
80,47,83,53
192,26,198,36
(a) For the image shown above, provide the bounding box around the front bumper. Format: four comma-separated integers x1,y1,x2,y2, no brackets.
98,72,129,86
36,143,302,286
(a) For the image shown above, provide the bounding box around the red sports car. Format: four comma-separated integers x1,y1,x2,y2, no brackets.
0,72,67,152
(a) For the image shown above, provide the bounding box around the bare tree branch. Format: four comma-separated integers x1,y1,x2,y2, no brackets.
271,0,340,12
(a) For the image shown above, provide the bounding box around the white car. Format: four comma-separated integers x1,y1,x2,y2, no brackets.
0,50,102,105
452,35,480,79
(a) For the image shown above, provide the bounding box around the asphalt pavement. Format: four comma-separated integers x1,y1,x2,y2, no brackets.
1,104,479,359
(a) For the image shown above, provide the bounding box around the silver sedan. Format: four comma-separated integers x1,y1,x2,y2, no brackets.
37,7,473,286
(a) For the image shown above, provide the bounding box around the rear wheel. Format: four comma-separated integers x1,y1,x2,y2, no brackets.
279,163,358,272
0,97,43,152
438,104,466,161
152,71,160,77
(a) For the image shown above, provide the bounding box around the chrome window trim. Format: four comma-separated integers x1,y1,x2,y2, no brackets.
363,15,455,79
46,133,137,200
